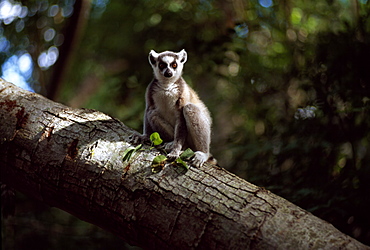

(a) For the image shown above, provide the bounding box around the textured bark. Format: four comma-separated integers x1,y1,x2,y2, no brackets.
0,79,368,249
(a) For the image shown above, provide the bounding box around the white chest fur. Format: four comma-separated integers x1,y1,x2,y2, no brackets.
153,83,179,126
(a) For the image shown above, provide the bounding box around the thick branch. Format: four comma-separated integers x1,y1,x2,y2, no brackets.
0,79,368,249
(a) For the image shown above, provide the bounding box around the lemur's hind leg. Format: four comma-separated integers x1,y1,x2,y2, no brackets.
183,103,211,167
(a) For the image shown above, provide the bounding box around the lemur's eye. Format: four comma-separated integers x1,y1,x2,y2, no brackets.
159,63,166,70
171,63,177,69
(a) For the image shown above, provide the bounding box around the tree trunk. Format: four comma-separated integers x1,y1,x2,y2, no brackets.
47,0,91,100
0,79,368,249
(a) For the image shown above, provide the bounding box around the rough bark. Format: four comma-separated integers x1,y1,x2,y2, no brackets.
0,79,368,249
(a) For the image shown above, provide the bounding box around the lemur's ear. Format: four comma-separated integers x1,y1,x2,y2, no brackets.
178,49,187,63
149,50,159,65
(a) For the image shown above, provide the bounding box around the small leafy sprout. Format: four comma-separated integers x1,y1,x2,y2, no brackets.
173,148,195,170
151,155,167,173
122,144,142,162
145,132,195,173
150,132,163,146
123,132,163,166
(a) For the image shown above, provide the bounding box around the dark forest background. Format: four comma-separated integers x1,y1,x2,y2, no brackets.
1,0,369,248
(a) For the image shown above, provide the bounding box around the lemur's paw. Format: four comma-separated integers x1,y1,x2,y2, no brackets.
163,141,175,152
167,151,181,161
191,151,208,167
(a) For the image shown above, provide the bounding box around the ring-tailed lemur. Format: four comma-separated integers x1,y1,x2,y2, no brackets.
143,49,213,167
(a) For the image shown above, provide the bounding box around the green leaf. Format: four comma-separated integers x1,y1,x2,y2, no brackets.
152,155,167,165
150,132,163,146
175,157,189,170
151,155,167,173
122,144,142,162
122,146,136,162
180,148,195,160
134,144,143,151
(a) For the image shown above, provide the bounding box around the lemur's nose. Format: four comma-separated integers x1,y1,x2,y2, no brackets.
164,69,172,78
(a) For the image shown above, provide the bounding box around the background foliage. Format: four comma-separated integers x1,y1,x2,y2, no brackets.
1,0,369,248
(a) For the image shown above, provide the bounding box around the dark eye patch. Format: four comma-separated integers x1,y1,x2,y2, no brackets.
159,62,167,70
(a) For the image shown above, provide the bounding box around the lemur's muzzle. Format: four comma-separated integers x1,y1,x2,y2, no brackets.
164,69,173,78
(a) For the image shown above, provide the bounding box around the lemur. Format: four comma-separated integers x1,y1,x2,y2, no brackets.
143,49,212,167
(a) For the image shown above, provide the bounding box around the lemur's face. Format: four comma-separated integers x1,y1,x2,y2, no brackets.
149,50,187,83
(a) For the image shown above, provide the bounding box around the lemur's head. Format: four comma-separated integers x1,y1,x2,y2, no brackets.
149,49,187,83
